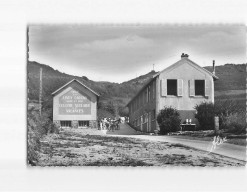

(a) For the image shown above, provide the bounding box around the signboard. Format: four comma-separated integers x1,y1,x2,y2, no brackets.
58,88,91,115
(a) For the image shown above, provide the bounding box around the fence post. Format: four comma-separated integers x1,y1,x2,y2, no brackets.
214,116,219,135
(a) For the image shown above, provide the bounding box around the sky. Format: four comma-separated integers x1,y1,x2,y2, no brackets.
29,24,246,83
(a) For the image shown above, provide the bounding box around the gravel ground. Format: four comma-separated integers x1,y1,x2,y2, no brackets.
36,129,246,167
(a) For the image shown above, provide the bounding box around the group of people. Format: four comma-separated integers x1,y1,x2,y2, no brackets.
98,118,121,131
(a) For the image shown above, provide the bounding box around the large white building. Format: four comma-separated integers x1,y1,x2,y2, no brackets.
127,53,219,132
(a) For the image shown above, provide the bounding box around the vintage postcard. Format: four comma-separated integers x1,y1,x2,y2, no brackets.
27,24,246,167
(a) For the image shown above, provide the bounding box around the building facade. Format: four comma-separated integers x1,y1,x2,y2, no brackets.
52,79,99,129
127,54,219,133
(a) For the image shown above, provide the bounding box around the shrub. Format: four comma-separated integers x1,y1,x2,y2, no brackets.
156,106,181,135
27,109,42,165
223,112,246,134
194,102,214,130
27,108,59,165
195,100,246,134
214,99,245,130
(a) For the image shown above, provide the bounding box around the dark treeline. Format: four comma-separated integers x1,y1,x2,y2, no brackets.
27,61,157,117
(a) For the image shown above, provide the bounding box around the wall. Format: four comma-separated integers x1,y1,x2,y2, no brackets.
53,81,97,121
157,59,214,122
128,79,158,132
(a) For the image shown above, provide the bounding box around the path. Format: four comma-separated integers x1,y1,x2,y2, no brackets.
108,123,246,162
106,123,142,135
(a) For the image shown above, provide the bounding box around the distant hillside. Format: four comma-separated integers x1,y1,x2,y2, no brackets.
27,61,157,116
204,63,246,92
27,61,245,116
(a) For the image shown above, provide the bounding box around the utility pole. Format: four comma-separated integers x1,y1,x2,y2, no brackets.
39,68,42,116
27,26,29,103
27,26,29,61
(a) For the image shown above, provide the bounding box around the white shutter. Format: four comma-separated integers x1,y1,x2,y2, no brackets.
205,80,210,97
161,79,167,96
177,79,183,96
189,79,195,97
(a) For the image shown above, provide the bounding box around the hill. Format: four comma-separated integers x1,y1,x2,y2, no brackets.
204,63,246,92
27,61,246,117
27,61,157,116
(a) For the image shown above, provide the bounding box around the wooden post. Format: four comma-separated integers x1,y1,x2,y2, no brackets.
214,116,219,135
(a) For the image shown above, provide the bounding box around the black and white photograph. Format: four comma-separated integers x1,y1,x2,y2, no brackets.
27,24,246,167
1,0,247,192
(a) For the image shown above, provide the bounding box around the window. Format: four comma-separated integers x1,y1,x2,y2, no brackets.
60,121,71,127
152,81,155,99
167,79,177,96
195,80,205,96
137,117,141,126
143,113,148,123
151,109,156,120
143,91,145,104
79,121,89,127
148,86,151,102
146,88,148,102
143,114,146,123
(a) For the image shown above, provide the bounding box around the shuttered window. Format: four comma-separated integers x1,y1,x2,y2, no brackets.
205,80,210,96
167,79,177,96
151,109,156,120
195,80,205,96
147,86,151,102
177,79,183,96
152,81,155,99
189,79,195,97
161,79,167,96
147,87,149,102
161,79,182,96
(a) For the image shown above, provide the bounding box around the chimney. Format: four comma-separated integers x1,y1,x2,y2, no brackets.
212,60,215,75
181,53,189,59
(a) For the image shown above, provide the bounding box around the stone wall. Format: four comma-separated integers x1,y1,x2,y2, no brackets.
72,120,78,128
89,120,97,129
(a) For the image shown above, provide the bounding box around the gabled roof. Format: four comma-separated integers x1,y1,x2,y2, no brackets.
126,77,156,107
126,56,219,107
51,79,100,96
152,57,219,80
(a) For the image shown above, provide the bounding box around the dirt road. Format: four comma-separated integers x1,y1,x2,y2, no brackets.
108,123,246,162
